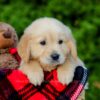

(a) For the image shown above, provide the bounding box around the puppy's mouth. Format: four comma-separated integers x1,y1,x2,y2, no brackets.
50,59,61,65
40,57,65,67
39,56,66,71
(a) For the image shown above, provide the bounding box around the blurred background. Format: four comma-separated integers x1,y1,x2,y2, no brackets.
0,0,100,99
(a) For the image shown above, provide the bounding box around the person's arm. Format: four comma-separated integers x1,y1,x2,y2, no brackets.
56,66,88,100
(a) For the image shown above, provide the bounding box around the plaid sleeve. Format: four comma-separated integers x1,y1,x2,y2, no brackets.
56,66,88,100
0,69,22,100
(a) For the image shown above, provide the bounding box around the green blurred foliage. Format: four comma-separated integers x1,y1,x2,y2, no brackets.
0,0,100,99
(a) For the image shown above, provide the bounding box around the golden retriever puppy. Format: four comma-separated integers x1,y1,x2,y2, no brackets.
18,17,85,99
18,17,85,86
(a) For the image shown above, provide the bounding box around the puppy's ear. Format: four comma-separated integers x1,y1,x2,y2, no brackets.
67,40,77,60
17,34,31,63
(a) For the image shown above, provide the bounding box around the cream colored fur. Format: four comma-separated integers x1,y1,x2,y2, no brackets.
18,17,85,99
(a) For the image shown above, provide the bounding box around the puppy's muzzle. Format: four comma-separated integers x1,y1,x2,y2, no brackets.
51,53,60,61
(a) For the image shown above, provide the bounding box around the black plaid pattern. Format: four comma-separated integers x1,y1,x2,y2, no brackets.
0,66,88,100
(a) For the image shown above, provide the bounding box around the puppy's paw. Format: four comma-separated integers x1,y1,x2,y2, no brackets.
27,70,44,86
20,61,44,86
57,66,75,85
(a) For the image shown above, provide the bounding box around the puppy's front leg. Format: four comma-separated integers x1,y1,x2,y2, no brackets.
57,59,76,85
19,60,44,86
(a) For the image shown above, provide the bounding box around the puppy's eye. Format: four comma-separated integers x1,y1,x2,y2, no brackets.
40,40,46,45
58,40,63,44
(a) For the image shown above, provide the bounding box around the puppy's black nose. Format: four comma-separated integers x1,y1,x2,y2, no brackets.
51,53,59,61
3,31,11,38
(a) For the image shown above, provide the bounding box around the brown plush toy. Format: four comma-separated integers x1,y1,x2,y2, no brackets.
0,22,20,69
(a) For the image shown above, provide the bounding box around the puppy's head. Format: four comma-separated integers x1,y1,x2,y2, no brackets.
18,18,77,71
